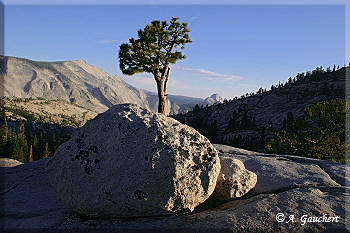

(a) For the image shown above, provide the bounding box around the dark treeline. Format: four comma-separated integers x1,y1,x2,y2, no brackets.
0,119,73,163
176,105,218,142
176,65,346,120
227,111,256,132
224,64,346,101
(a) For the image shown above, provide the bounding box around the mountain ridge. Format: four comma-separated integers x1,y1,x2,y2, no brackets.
174,65,347,152
0,56,184,115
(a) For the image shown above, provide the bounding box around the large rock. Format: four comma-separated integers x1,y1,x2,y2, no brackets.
46,104,221,218
211,156,257,201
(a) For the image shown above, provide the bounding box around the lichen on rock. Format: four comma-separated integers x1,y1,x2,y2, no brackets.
46,103,221,218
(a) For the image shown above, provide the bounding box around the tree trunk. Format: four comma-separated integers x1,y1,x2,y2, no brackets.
156,79,166,115
28,145,33,162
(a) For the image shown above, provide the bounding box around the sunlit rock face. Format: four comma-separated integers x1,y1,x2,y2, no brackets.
46,103,221,218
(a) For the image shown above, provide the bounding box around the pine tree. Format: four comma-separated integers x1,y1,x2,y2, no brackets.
24,121,31,144
119,17,192,115
50,134,56,153
228,111,239,132
0,124,6,157
12,131,28,163
37,132,44,160
251,116,256,128
6,128,16,159
33,134,39,161
193,104,200,113
241,113,249,129
42,142,50,158
28,145,33,162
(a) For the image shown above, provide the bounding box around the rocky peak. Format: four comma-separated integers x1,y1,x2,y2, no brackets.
203,93,224,106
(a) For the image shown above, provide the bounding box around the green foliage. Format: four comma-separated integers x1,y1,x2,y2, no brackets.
225,127,265,152
266,99,347,163
42,142,50,158
303,99,345,133
227,111,255,132
175,65,346,159
227,111,239,132
119,17,192,114
119,17,192,75
282,112,297,134
0,125,28,162
0,122,71,162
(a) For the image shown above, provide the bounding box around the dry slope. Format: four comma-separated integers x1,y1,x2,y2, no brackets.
0,56,182,115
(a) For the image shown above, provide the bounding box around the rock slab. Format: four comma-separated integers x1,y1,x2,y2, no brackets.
213,144,342,195
0,158,23,167
46,104,221,218
1,144,349,232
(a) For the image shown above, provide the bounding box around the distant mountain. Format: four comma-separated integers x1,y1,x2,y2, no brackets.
0,56,184,115
174,66,347,152
176,93,224,113
143,90,204,105
168,94,204,106
143,90,204,113
202,94,223,106
143,91,225,109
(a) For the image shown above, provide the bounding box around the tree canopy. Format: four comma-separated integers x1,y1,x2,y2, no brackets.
118,17,192,114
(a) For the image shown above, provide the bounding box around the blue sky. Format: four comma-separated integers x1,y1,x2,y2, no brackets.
3,3,347,99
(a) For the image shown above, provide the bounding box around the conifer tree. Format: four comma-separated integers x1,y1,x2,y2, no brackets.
33,134,39,161
42,142,50,158
12,131,28,163
119,17,192,115
228,111,239,132
28,145,33,162
6,128,16,159
0,125,6,157
37,132,44,160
